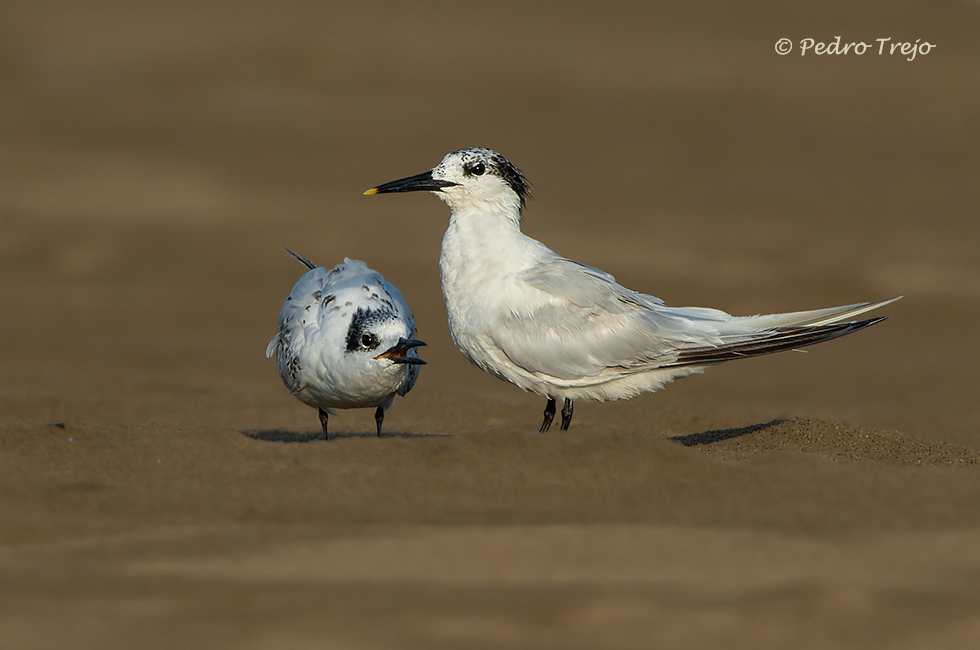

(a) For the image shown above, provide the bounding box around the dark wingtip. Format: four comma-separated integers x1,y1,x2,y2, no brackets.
668,316,890,368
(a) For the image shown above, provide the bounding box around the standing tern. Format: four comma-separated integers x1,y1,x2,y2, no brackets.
266,249,425,439
365,148,899,433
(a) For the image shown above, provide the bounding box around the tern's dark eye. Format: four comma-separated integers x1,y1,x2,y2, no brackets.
466,161,486,176
360,333,379,349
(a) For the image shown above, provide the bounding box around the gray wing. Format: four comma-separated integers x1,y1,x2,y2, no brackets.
494,258,731,381
522,258,661,313
509,258,898,381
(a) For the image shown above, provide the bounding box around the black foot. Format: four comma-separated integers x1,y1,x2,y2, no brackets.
560,398,573,431
375,405,384,437
540,398,556,433
318,408,333,441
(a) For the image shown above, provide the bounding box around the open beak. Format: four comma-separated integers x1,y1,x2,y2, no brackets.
364,171,458,195
374,338,427,365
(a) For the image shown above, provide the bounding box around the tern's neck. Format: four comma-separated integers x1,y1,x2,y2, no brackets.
441,190,523,227
439,203,539,291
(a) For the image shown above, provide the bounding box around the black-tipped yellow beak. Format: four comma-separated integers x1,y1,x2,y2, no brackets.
374,338,427,365
364,171,458,196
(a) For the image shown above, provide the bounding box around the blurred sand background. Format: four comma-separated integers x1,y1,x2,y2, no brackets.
2,0,979,648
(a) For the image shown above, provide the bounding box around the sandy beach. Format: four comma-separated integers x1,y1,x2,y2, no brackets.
2,1,979,648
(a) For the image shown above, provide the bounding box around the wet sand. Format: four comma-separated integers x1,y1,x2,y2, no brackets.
2,1,979,648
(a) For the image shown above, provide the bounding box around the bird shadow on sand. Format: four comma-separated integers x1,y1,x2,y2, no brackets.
240,429,450,443
669,419,786,447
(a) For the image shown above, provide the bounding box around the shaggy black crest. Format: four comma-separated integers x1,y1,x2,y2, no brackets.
461,148,532,212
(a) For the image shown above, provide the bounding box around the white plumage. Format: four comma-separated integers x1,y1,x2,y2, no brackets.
366,148,899,432
267,250,424,439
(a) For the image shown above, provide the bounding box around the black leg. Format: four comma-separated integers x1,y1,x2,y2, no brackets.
560,398,573,431
540,398,556,433
375,406,384,437
318,407,332,441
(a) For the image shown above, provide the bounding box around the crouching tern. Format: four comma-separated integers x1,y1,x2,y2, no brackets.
266,249,425,439
365,148,899,433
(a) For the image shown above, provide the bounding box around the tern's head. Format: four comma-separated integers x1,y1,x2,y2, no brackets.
345,307,425,368
365,148,530,220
